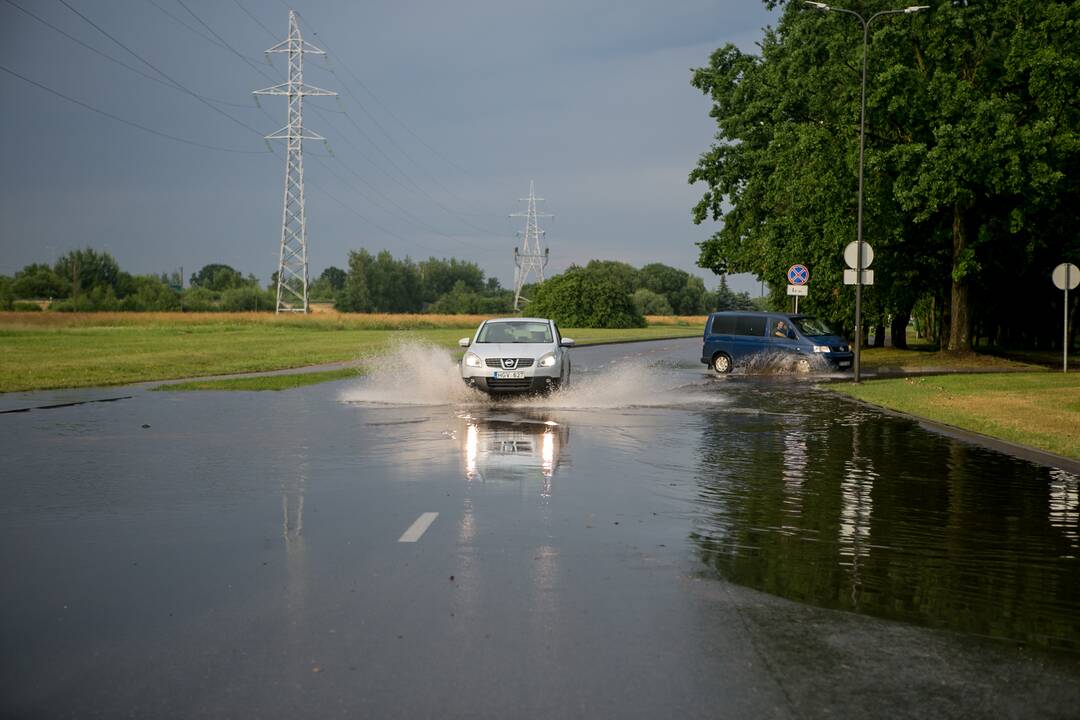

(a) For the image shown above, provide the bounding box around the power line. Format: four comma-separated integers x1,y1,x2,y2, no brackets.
0,62,266,154
310,151,498,250
144,0,264,64
2,0,253,109
297,14,489,194
56,0,266,138
289,11,504,234
232,0,277,41
174,0,277,83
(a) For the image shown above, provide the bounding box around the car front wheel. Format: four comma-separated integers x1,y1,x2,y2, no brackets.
711,353,732,374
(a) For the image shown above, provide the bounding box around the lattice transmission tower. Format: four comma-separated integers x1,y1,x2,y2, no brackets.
510,180,552,311
254,10,336,313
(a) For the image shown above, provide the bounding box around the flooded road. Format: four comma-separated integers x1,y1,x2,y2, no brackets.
1,337,1078,718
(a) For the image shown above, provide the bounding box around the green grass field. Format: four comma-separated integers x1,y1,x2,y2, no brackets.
0,312,701,392
157,367,366,392
832,372,1080,459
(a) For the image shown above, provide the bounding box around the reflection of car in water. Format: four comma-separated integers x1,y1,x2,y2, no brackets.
701,311,854,374
458,317,574,395
461,413,569,491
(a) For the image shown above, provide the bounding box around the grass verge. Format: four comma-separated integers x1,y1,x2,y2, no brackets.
0,312,701,392
156,367,363,392
832,372,1080,459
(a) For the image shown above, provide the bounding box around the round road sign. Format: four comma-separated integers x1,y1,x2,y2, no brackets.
787,264,809,285
844,241,874,270
1052,263,1079,291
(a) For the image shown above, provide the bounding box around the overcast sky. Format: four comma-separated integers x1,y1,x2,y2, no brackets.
0,0,775,294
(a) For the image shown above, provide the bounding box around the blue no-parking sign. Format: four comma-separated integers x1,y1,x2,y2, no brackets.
787,264,809,285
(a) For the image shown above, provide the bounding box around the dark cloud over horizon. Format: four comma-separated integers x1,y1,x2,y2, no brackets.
0,0,775,294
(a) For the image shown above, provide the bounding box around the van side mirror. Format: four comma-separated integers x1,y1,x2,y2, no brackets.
458,337,471,347
787,329,797,339
560,338,575,347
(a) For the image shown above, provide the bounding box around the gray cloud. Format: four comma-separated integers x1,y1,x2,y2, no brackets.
0,0,774,294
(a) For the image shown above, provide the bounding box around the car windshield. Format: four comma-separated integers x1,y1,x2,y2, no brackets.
792,316,837,337
477,321,553,344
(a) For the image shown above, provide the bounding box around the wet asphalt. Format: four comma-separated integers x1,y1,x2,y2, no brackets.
1,338,1078,719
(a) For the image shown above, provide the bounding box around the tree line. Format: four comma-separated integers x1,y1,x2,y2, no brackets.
690,0,1079,351
1,247,752,323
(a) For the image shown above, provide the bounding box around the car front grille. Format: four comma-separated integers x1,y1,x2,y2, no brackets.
485,378,533,390
484,358,535,368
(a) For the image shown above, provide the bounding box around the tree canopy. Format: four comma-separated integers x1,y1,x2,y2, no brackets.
690,0,1080,351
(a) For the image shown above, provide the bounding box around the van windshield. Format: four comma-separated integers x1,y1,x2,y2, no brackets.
792,317,837,337
477,321,553,343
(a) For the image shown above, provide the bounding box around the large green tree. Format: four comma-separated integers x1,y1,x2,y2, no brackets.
691,0,1080,351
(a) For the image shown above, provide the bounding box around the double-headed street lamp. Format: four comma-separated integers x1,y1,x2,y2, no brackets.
804,1,929,382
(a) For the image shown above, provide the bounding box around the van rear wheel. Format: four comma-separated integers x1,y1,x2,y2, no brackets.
711,353,733,374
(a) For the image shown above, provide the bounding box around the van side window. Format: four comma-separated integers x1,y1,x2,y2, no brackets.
711,315,737,335
736,315,766,337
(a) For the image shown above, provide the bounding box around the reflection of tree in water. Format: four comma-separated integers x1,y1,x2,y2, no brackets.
690,397,1080,650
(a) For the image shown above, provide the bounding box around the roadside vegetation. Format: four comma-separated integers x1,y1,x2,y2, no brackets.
157,367,364,392
833,373,1080,460
0,312,703,392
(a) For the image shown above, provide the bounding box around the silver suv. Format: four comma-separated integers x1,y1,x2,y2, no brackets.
459,318,573,395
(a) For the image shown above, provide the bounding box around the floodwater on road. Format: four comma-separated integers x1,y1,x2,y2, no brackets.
1,337,1078,717
341,339,1080,651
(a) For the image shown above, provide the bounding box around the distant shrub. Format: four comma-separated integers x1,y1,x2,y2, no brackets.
12,301,42,312
220,286,275,312
527,265,645,329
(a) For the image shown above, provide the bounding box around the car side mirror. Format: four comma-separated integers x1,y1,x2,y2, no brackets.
458,337,471,348
560,338,575,347
787,329,797,339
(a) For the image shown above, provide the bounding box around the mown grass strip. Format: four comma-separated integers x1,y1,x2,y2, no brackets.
832,372,1080,459
0,313,703,392
156,367,363,392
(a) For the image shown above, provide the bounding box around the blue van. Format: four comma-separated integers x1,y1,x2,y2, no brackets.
701,311,853,373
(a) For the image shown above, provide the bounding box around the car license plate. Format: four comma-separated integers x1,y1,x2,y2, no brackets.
838,361,851,368
494,371,525,379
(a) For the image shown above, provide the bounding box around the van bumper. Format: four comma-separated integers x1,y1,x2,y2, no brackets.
825,353,854,370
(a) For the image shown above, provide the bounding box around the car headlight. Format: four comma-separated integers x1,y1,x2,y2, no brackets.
464,352,482,368
812,345,830,353
538,353,557,367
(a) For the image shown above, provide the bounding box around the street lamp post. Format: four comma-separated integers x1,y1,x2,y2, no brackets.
804,2,928,382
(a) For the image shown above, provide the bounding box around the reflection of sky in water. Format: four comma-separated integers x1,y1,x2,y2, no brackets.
1049,469,1079,554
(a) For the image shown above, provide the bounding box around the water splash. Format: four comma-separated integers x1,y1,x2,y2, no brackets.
339,341,724,409
338,340,485,406
513,361,723,410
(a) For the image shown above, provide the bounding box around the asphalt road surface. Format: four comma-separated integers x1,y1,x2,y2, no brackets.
2,338,1078,719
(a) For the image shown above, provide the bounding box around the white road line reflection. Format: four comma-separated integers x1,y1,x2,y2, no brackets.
398,512,439,543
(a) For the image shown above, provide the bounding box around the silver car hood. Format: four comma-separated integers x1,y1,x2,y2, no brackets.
470,342,553,358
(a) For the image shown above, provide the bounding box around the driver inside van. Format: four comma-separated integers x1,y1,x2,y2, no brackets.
773,320,789,338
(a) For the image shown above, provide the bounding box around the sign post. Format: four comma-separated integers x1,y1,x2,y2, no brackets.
843,241,874,382
1052,263,1079,373
787,264,809,313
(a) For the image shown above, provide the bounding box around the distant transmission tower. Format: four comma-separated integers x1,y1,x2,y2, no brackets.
254,10,336,313
510,180,552,311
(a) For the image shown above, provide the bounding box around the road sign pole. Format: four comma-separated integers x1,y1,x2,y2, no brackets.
1066,265,1071,373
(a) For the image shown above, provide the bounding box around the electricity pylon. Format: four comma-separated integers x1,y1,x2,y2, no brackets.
255,10,336,313
510,180,552,311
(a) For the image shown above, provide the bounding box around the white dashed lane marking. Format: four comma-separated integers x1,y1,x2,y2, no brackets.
398,512,439,543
